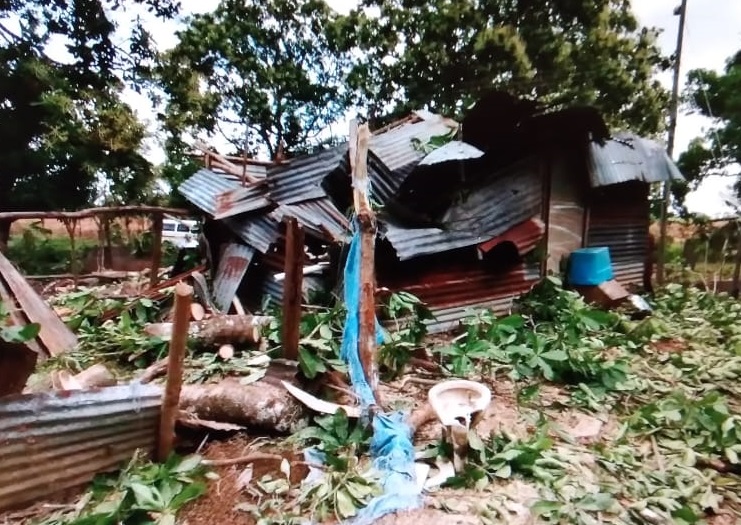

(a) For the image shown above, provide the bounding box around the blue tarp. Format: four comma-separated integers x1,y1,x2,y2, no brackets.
338,226,422,524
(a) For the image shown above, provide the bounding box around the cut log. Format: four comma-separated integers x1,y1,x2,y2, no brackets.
218,344,235,360
145,315,273,345
73,364,116,388
179,379,308,434
191,303,206,321
137,357,169,384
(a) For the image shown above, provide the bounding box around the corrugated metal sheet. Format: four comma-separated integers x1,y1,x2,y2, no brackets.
383,159,542,260
419,140,484,166
369,114,457,179
382,262,540,334
179,169,240,216
586,183,649,286
275,198,350,243
587,133,684,188
0,384,162,511
478,217,545,255
214,183,271,220
224,212,282,254
212,243,255,312
267,146,346,205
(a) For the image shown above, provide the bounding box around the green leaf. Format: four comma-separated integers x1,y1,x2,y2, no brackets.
169,481,207,509
298,347,326,379
335,489,358,518
531,500,562,516
130,482,161,509
172,455,202,474
539,349,568,361
577,493,616,512
493,464,512,478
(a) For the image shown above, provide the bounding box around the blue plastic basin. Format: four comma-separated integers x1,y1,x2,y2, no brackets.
568,247,614,286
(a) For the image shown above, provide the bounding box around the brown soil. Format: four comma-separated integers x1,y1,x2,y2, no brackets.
179,436,308,525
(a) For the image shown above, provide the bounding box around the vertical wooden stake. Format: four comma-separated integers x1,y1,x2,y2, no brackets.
731,222,741,298
150,213,163,288
352,123,380,402
282,217,304,360
157,281,192,462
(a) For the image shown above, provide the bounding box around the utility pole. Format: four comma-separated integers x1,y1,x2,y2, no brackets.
657,0,688,285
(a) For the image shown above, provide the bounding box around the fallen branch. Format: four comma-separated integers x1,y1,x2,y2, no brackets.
202,452,283,467
137,358,169,384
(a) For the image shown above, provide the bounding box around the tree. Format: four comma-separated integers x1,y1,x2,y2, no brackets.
156,0,350,161
0,0,178,245
675,50,741,211
335,0,670,134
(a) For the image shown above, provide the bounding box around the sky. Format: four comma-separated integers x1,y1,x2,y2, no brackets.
43,0,741,217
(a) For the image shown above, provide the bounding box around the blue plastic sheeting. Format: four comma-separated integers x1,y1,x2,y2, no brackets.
338,225,423,524
339,230,386,408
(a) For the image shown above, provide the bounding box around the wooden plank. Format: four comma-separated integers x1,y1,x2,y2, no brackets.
0,205,190,221
0,251,77,356
282,217,304,361
0,276,43,356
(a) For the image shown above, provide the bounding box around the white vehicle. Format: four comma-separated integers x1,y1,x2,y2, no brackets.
161,218,200,248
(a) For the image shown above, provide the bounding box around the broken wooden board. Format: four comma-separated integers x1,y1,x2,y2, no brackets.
0,251,77,357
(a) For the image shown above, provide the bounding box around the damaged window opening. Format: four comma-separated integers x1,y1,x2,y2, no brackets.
479,241,522,273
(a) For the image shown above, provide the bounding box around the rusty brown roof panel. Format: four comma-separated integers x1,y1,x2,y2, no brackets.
214,183,271,220
179,169,241,216
0,384,161,511
383,263,540,334
382,160,542,260
212,243,255,312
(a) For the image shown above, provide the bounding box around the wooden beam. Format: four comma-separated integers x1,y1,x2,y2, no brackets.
0,205,191,222
157,281,192,461
150,214,164,288
352,123,380,402
0,251,77,356
282,217,304,361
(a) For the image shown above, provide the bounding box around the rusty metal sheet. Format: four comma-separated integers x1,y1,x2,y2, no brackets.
0,251,77,357
179,168,241,216
478,217,545,256
383,159,542,260
274,198,350,243
214,184,271,220
587,132,684,188
212,243,255,312
587,183,649,286
0,384,162,511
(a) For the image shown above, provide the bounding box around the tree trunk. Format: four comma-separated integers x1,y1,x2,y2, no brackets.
144,315,274,345
179,379,308,433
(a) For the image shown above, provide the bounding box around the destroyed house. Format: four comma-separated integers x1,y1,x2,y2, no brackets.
179,93,683,333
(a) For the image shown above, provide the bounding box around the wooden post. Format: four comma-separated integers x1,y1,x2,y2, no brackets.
351,122,380,402
157,281,192,462
282,217,304,361
61,218,78,286
731,221,741,298
150,213,163,288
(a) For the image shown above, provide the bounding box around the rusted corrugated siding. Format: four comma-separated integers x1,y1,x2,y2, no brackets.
267,146,345,205
212,243,255,312
214,183,271,220
0,384,162,511
586,182,649,286
383,261,540,333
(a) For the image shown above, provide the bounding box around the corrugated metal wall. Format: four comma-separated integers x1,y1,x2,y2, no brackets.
586,182,649,286
0,384,161,511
